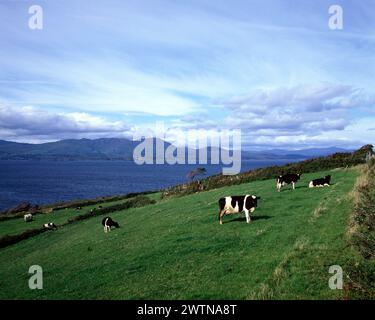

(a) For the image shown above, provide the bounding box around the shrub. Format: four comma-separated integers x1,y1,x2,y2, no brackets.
67,196,156,223
51,190,156,212
349,158,375,259
344,260,375,300
0,228,47,249
163,145,374,198
345,157,375,299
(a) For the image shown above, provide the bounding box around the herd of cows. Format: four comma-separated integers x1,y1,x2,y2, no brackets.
218,173,331,225
22,173,332,231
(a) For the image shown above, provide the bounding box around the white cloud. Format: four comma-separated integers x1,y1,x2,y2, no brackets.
174,83,374,149
0,105,132,143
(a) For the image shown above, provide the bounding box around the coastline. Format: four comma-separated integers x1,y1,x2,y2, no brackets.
0,159,299,213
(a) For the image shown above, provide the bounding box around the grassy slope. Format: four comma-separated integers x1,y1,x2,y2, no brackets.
0,193,160,238
0,168,359,299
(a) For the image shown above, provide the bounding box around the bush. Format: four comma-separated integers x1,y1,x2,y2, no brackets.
51,190,156,212
345,260,375,299
0,228,47,249
67,196,156,224
345,157,375,299
350,158,375,259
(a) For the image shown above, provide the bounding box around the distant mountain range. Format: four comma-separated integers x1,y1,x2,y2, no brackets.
0,138,352,161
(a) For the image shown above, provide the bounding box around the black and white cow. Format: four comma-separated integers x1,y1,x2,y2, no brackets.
276,173,301,192
309,175,331,188
218,195,260,225
102,217,120,233
43,222,57,230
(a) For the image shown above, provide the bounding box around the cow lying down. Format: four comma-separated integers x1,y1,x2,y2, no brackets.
102,217,120,233
218,195,260,225
43,222,57,230
309,175,331,188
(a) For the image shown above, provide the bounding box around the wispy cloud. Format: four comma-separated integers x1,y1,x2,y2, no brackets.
222,84,364,113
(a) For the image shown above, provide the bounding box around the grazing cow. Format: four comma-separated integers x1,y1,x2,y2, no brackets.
43,222,57,230
309,175,331,188
98,205,103,209
276,174,301,192
24,213,33,222
218,195,260,225
102,217,120,233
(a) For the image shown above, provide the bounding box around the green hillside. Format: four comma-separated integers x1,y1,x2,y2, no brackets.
0,167,367,299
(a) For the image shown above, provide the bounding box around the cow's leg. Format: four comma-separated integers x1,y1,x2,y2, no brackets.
104,226,107,233
292,182,295,190
219,210,226,225
249,207,255,223
276,182,281,192
244,209,252,224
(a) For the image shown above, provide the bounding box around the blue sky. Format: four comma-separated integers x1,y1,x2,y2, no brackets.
0,0,374,149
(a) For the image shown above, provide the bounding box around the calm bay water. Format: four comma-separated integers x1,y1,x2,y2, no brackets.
0,159,294,211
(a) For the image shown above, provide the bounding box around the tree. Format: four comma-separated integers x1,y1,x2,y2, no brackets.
187,167,206,181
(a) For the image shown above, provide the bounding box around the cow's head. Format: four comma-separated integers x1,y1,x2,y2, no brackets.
114,222,120,228
251,195,261,206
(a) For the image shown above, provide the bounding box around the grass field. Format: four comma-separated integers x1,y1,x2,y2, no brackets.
0,168,361,299
0,201,123,238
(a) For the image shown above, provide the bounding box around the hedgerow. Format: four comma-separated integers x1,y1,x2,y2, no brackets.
0,228,47,249
162,145,374,198
67,196,156,223
0,190,156,222
0,196,156,249
345,156,375,299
